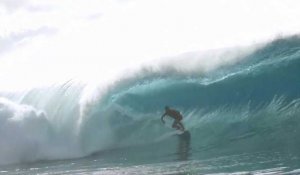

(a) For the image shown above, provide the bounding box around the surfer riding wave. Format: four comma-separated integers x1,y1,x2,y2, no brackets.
161,106,185,131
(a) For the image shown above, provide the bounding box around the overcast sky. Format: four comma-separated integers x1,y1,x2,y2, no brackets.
1,0,300,90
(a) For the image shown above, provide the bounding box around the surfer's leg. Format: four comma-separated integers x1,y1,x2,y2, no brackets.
173,120,184,131
172,120,180,130
178,122,185,131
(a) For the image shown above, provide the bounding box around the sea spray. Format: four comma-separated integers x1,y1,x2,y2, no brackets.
0,97,51,164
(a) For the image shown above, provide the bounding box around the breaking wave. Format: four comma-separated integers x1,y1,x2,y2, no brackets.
1,35,300,165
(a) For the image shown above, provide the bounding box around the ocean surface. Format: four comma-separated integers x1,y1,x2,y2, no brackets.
1,36,300,174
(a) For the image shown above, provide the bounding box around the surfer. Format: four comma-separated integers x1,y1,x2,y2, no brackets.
161,106,185,131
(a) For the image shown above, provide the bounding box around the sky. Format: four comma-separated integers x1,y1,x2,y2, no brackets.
1,0,300,91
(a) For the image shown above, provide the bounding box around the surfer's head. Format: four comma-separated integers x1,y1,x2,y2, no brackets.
165,106,170,111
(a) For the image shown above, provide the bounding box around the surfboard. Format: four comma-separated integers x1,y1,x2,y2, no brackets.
154,130,179,142
177,130,191,141
162,117,190,140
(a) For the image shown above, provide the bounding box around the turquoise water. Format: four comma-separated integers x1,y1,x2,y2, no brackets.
1,36,300,174
1,145,300,174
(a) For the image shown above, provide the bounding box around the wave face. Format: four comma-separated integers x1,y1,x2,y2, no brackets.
1,36,300,165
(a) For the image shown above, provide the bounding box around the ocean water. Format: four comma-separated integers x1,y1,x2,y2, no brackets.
1,36,300,174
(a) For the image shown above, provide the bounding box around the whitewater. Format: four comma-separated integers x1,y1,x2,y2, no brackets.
1,35,300,174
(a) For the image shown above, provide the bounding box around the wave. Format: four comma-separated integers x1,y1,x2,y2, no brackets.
0,35,300,165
